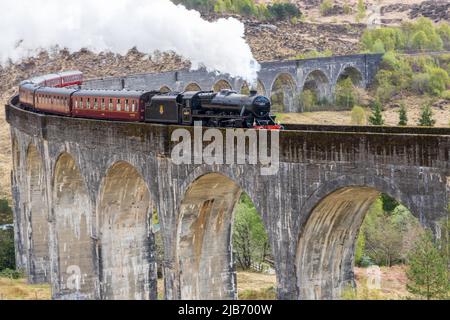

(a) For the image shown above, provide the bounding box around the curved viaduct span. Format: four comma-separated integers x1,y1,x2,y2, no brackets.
6,64,450,301
84,53,383,112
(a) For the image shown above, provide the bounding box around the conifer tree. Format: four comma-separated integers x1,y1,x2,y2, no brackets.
417,102,435,127
398,103,408,126
406,232,448,300
369,99,384,125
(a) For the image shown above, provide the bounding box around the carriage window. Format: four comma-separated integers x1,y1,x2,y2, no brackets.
117,99,121,111
75,100,78,109
132,100,136,112
125,99,129,112
80,98,83,109
109,99,113,111
87,98,91,109
101,98,105,110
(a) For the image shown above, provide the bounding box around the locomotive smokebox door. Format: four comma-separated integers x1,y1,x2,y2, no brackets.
145,94,181,123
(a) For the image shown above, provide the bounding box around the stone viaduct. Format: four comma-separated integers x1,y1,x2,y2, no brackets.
6,89,450,300
84,53,383,113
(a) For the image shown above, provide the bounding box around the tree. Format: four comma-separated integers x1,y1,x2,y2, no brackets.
368,99,384,125
363,198,404,266
417,102,435,127
299,89,317,111
336,78,356,109
0,229,15,271
398,102,408,126
0,198,13,224
406,232,448,300
232,194,270,270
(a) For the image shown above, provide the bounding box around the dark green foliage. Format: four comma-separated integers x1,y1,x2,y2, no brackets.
0,228,15,271
398,102,408,126
232,193,270,271
381,193,399,212
267,2,301,21
368,99,384,125
0,268,23,279
406,232,449,299
417,102,435,127
0,198,13,225
174,0,301,21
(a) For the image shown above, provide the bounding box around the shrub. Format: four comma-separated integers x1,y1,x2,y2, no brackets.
0,268,23,279
411,73,431,94
343,0,352,15
356,0,366,22
428,67,450,96
350,106,366,125
267,2,301,21
437,22,450,50
441,90,450,100
417,102,435,127
319,0,333,16
362,17,446,53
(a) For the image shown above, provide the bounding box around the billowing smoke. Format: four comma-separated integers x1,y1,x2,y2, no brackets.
0,0,260,83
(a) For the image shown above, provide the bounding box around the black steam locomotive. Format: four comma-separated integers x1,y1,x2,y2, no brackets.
147,89,279,128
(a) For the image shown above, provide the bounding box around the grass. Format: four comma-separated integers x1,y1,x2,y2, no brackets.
0,266,429,300
0,277,51,300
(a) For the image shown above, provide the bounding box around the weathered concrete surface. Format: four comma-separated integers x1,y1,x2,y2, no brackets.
83,53,383,113
6,94,450,300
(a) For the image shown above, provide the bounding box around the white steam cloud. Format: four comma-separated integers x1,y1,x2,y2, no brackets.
0,0,260,83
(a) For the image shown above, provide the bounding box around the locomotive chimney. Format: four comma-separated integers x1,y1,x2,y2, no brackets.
249,89,257,96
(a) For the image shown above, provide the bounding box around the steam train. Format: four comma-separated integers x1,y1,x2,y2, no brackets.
18,71,281,129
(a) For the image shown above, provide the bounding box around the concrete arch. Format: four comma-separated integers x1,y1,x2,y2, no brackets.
97,161,155,300
240,82,250,95
184,82,202,92
53,153,96,299
176,172,272,300
213,79,232,92
296,176,417,300
26,144,50,283
270,73,297,113
257,80,267,96
337,66,364,87
160,86,172,93
240,81,267,96
302,69,331,102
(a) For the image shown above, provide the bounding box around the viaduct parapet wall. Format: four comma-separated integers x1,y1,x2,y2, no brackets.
6,87,450,299
83,53,383,113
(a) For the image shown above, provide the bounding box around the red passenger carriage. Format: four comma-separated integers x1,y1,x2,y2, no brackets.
72,90,154,121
